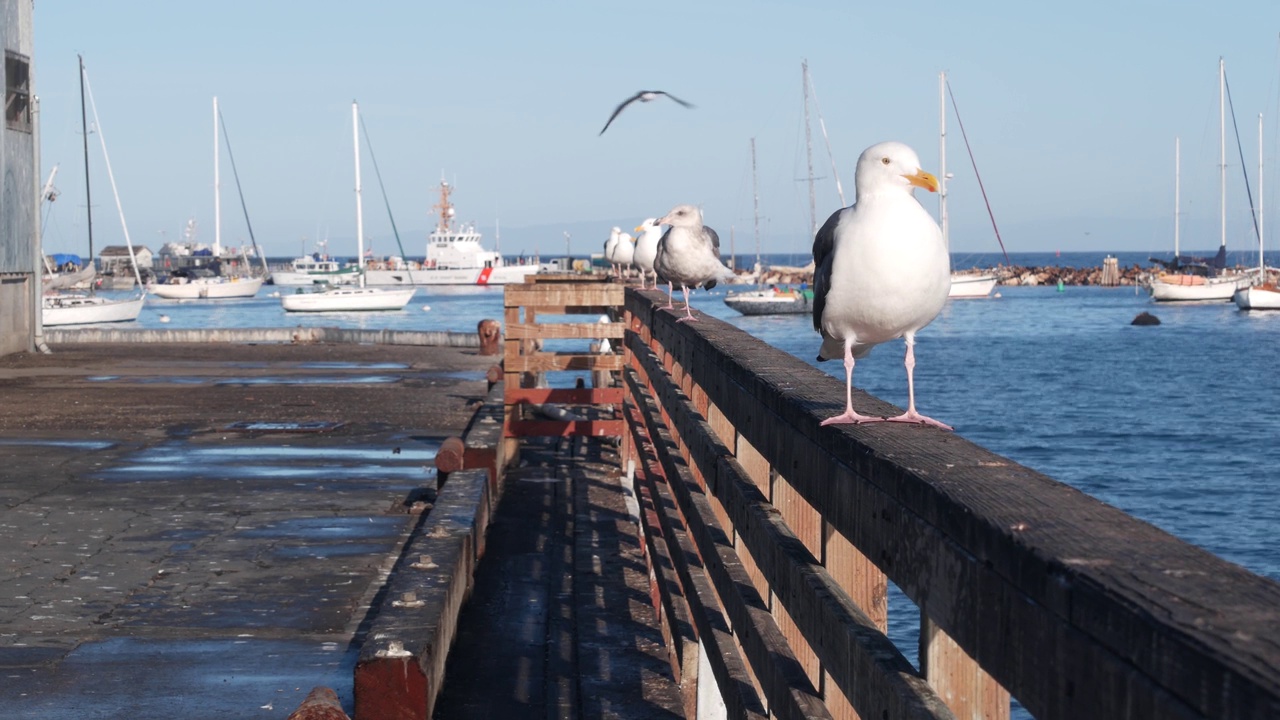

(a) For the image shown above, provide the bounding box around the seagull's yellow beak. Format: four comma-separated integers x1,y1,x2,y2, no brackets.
634,224,646,233
903,169,939,193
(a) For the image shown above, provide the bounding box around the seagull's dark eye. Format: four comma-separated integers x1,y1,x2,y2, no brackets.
881,157,890,165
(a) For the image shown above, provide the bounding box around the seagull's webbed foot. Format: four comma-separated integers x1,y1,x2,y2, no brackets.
882,410,953,431
820,410,883,426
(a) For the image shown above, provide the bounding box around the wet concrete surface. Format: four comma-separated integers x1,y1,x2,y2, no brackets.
0,342,493,718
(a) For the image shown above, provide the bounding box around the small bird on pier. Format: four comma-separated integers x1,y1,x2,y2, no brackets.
632,218,663,289
813,141,952,430
653,204,734,322
598,90,695,135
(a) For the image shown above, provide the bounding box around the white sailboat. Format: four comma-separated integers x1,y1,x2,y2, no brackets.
1233,113,1280,309
940,71,998,299
282,101,414,313
723,61,825,316
1150,58,1254,302
149,97,264,300
42,57,145,327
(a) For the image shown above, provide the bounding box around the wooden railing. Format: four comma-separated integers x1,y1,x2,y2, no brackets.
613,284,1280,720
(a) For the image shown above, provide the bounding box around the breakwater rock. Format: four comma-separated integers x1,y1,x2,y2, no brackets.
729,263,1163,288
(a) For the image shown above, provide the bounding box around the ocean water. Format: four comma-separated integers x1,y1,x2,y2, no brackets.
82,273,1277,713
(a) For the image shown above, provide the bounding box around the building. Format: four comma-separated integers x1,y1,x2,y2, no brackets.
99,245,154,275
0,0,36,357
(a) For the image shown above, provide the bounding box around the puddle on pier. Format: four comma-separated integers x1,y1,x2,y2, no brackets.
0,438,117,451
224,421,345,433
95,441,439,482
86,375,403,386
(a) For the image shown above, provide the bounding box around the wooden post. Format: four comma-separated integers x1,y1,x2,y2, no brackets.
921,616,1010,720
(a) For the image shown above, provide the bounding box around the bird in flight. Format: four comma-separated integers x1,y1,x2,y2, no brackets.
599,90,695,135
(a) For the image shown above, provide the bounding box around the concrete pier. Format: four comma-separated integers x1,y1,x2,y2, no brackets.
0,342,492,718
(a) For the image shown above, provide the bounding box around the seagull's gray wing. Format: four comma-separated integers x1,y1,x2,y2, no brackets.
599,92,644,135
703,225,720,256
812,207,844,334
656,91,695,109
652,228,672,284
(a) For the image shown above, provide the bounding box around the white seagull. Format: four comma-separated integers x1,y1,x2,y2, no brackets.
632,218,663,289
599,90,695,135
813,141,952,430
652,204,734,322
604,227,621,276
610,230,635,279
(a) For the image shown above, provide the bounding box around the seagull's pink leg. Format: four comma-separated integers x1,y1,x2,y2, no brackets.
661,281,676,310
821,338,881,425
676,286,699,322
882,337,952,431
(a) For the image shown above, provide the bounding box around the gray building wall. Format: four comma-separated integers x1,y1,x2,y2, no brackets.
0,0,36,356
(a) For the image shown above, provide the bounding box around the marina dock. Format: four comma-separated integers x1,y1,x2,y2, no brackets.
1,278,1277,719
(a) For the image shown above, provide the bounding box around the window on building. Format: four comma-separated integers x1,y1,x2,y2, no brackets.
6,52,32,134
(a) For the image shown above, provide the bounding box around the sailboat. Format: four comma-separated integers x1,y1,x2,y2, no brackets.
1233,113,1280,309
723,137,813,315
42,56,145,327
723,61,827,316
940,72,1001,299
1149,58,1255,302
148,97,265,300
282,101,415,312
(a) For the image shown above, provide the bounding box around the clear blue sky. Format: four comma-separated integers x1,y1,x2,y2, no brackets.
30,1,1280,260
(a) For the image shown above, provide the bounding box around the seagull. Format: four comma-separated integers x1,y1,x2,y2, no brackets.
813,141,952,430
610,230,635,279
598,90,695,135
632,218,663,289
652,204,734,322
604,227,621,276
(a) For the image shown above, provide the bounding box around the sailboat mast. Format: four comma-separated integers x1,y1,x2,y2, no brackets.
1220,57,1227,251
939,71,948,247
78,55,93,263
352,101,366,288
1174,137,1181,257
82,61,144,288
751,137,760,275
1259,113,1265,275
802,60,817,236
807,67,845,207
213,96,221,257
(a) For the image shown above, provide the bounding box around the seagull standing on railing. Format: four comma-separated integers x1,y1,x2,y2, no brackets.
632,218,662,289
653,204,734,322
813,141,952,430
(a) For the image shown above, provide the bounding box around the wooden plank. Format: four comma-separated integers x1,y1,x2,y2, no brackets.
505,419,624,438
626,292,1280,720
502,351,626,372
504,285,624,309
503,388,624,405
504,322,626,340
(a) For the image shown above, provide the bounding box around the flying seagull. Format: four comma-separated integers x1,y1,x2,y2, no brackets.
599,90,695,135
813,141,952,430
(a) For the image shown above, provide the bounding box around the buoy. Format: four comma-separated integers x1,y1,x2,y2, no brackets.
1132,312,1160,326
421,305,431,312
158,314,170,323
1056,279,1065,292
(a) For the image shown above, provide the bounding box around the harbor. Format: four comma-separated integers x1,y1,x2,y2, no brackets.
5,3,1280,717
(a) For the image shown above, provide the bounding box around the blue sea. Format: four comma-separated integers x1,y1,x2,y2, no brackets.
85,252,1278,712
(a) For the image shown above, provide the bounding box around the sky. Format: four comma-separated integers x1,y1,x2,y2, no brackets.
28,1,1280,261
